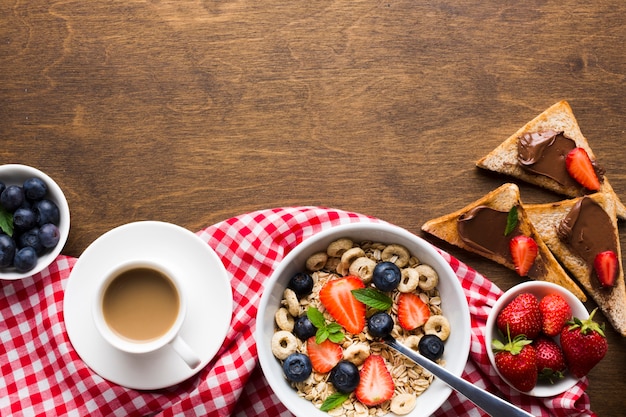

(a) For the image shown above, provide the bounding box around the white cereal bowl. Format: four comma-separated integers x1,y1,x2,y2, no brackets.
256,222,471,417
0,164,70,280
485,281,589,397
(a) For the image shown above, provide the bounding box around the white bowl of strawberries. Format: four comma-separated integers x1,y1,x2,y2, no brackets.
257,222,471,417
485,281,608,397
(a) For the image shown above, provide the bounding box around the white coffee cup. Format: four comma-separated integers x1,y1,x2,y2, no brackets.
93,259,201,369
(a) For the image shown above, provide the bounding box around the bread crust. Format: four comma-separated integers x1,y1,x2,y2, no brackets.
526,193,626,336
476,100,626,219
421,183,586,301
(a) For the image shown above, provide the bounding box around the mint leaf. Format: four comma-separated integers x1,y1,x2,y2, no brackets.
504,206,518,236
0,206,13,236
307,306,326,328
308,306,344,344
320,392,350,412
316,328,329,344
351,288,393,311
328,331,344,344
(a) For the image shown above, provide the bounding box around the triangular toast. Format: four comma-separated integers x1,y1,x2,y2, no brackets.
421,183,587,301
476,100,626,220
526,193,626,336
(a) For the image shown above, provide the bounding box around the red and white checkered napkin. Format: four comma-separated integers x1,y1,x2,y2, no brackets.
0,207,596,417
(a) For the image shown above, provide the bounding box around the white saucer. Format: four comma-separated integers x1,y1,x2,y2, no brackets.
63,221,233,390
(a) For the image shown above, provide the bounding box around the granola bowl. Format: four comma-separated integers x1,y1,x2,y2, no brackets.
0,164,70,280
257,222,471,417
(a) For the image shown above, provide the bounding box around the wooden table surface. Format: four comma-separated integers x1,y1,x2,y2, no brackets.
2,1,625,415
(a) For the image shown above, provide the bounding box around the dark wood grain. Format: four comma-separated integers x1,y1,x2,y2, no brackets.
2,0,625,414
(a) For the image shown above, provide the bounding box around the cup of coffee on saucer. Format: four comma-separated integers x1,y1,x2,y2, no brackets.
93,259,201,369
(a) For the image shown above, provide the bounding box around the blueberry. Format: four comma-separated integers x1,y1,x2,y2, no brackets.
0,185,25,212
372,261,401,292
0,182,5,196
329,361,360,393
367,311,394,338
13,246,38,272
13,208,37,231
38,223,60,248
293,315,317,340
18,228,45,255
33,199,60,226
287,272,314,297
282,352,312,383
418,334,445,361
0,234,16,268
23,177,47,201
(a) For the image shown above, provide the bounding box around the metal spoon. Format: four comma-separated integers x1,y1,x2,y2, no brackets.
384,336,534,417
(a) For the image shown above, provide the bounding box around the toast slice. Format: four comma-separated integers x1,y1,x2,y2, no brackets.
476,100,626,220
421,183,587,301
526,193,626,336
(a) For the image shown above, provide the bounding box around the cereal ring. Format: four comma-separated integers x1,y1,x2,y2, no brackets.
274,307,294,332
381,244,410,267
390,393,417,415
306,251,328,271
398,267,419,293
327,238,353,257
271,330,298,360
416,264,439,291
336,261,350,276
403,335,422,351
424,315,451,341
348,257,377,284
283,288,301,317
343,343,370,366
340,247,365,267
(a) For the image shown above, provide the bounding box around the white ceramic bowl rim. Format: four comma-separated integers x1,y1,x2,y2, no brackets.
0,164,70,280
256,222,472,417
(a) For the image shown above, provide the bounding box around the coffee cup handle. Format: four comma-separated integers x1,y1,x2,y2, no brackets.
170,335,201,369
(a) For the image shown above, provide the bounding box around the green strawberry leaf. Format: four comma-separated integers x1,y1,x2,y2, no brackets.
351,288,393,311
320,392,350,412
0,206,14,236
504,206,518,236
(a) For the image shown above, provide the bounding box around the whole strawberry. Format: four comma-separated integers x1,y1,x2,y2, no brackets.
492,332,538,392
560,308,608,378
533,336,566,384
496,293,542,339
539,293,572,337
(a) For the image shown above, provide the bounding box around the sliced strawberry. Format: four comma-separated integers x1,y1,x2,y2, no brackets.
306,337,343,373
509,235,538,277
594,250,618,288
355,355,394,406
565,147,601,191
319,276,366,334
397,292,431,330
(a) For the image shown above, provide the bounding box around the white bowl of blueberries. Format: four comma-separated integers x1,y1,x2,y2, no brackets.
0,164,70,280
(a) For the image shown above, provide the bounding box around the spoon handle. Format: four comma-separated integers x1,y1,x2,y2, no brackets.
384,337,534,417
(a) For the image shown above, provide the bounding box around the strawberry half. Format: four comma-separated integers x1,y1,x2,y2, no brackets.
306,337,343,373
509,235,538,277
355,355,394,406
319,276,366,334
565,147,601,191
539,293,572,337
397,292,431,331
594,250,618,288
